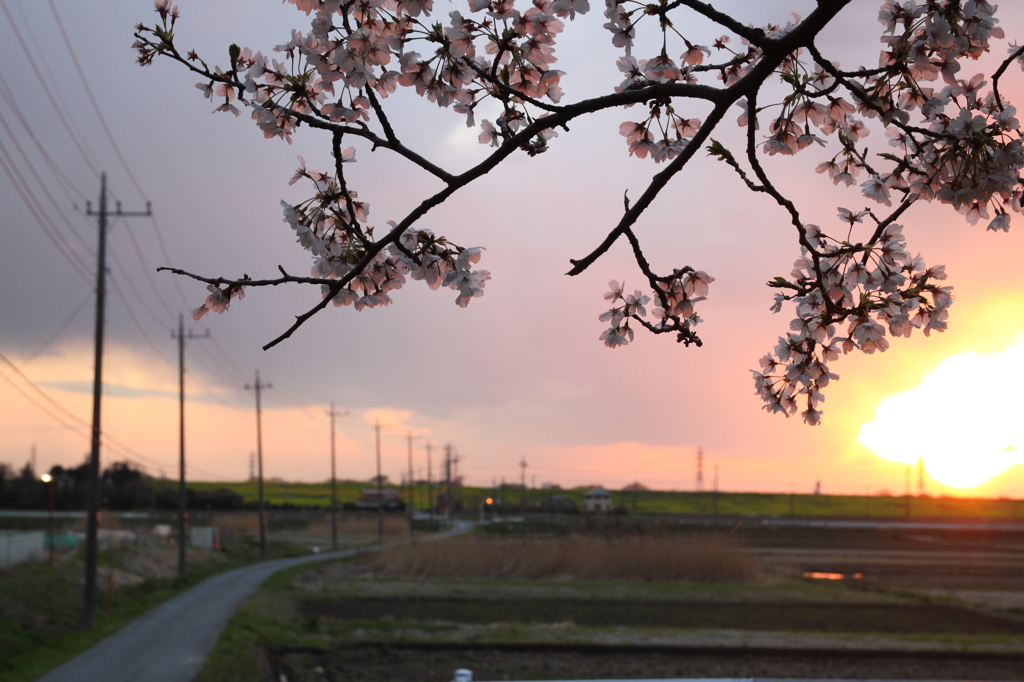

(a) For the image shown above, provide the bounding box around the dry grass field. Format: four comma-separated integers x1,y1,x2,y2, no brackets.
363,534,758,582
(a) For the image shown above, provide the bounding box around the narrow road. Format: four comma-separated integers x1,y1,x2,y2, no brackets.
36,522,472,682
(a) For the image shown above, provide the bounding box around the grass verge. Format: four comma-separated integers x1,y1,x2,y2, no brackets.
0,538,309,682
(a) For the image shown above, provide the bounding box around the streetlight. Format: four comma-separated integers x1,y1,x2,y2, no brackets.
40,473,55,563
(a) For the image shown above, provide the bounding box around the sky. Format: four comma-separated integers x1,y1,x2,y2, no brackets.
1,0,1023,497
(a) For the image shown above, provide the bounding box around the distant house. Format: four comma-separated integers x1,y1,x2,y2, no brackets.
584,487,613,513
540,495,578,514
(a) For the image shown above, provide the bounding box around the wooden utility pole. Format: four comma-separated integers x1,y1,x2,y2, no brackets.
426,441,433,519
375,419,384,543
246,371,272,559
172,313,209,578
326,403,347,551
445,443,453,522
83,173,150,628
406,431,415,535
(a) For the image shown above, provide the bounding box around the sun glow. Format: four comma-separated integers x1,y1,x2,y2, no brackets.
858,341,1024,489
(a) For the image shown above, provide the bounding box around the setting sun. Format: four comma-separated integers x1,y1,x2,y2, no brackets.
858,341,1024,490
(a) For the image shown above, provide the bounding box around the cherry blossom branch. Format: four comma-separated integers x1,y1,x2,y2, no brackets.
740,89,841,317
566,101,729,277
567,0,853,278
664,0,771,48
992,44,1024,111
707,139,764,192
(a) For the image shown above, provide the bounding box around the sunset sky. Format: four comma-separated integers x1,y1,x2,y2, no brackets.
2,0,1023,497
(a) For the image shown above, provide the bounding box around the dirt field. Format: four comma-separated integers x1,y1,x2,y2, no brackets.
269,643,1024,682
196,524,1024,682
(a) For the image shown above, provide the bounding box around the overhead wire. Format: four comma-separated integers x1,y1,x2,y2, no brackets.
7,0,90,202
0,68,88,210
206,335,249,383
44,0,191,310
23,290,92,362
0,104,93,253
0,351,174,473
186,345,241,391
1,350,224,481
109,243,172,331
121,217,176,318
0,134,93,283
0,0,100,179
0,5,256,483
106,269,175,367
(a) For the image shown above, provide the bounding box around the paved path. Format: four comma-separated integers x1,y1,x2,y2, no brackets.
36,522,472,682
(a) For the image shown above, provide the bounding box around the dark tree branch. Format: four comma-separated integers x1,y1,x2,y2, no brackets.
993,44,1024,111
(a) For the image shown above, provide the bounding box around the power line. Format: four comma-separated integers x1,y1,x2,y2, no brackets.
44,0,188,312
0,367,85,435
108,246,169,328
0,112,94,257
0,133,93,283
0,360,168,472
188,340,245,387
120,217,177,317
5,0,90,202
0,0,101,179
206,335,249,383
44,0,141,199
2,348,229,481
107,270,175,367
24,290,92,362
0,68,88,208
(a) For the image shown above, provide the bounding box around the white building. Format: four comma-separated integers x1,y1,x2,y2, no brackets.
584,487,613,513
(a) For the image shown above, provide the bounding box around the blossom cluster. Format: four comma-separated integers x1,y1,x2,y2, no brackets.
193,281,246,320
753,211,951,425
286,153,491,310
599,270,714,348
740,1,1023,422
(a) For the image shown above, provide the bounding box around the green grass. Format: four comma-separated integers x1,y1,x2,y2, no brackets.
188,480,1024,519
194,561,331,682
0,538,309,682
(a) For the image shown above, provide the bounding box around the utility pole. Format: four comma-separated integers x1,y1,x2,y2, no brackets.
696,447,703,492
374,419,384,543
917,456,925,496
445,443,453,523
406,431,415,535
245,371,272,559
83,173,150,628
426,441,433,520
327,403,347,551
30,444,36,476
453,449,462,510
519,458,528,512
172,313,209,578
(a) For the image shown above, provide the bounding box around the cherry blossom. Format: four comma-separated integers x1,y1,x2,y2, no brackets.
137,0,1024,422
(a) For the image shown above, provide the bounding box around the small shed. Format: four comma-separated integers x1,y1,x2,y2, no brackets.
583,487,613,513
